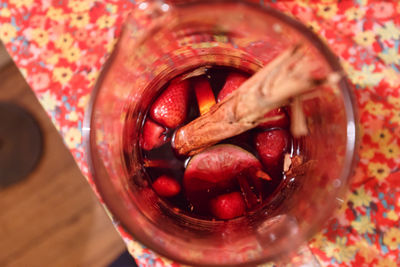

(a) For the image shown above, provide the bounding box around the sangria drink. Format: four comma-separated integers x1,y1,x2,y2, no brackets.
85,1,356,265
129,66,299,220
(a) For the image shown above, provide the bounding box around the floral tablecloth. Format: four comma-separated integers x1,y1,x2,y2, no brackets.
1,0,400,266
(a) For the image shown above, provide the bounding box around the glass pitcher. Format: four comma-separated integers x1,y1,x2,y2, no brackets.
83,1,357,265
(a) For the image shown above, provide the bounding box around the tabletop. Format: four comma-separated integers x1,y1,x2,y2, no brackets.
1,0,400,266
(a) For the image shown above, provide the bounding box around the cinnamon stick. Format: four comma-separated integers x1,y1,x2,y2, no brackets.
172,45,340,156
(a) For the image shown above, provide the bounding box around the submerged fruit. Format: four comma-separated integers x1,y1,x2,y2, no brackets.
210,192,245,220
150,79,189,128
193,76,216,115
152,175,181,197
184,144,262,192
140,119,168,151
259,108,289,129
254,129,290,168
217,72,248,102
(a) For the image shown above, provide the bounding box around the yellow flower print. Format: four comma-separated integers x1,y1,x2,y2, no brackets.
96,15,116,29
40,91,57,112
78,94,90,108
364,101,389,117
68,111,79,122
351,215,374,234
377,21,400,41
378,48,400,65
106,3,117,13
65,127,82,149
350,65,384,88
106,39,117,53
316,4,338,19
46,7,65,21
0,8,11,17
10,0,33,8
345,7,366,21
381,143,400,159
383,68,400,88
383,227,400,250
55,33,74,51
371,128,393,144
69,13,89,28
127,240,144,258
62,46,81,63
41,50,59,65
360,145,375,159
53,67,73,85
391,109,400,124
0,23,17,43
349,187,372,208
356,241,379,264
388,96,400,107
68,0,93,13
324,237,356,263
387,210,399,221
87,70,100,87
307,21,320,33
310,233,327,249
354,31,375,47
31,28,49,47
377,257,397,267
368,162,391,182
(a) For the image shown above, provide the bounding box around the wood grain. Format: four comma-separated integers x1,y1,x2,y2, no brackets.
0,48,126,267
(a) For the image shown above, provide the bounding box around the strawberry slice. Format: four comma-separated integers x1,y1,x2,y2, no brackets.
193,77,216,115
254,129,290,169
259,108,289,129
140,119,169,151
152,175,181,197
217,72,249,102
210,192,245,219
150,79,189,128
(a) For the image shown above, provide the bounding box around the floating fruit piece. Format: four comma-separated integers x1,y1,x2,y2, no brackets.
217,72,248,102
194,77,216,115
259,108,289,129
152,175,181,197
254,129,290,168
184,144,262,193
210,192,245,219
140,119,169,151
143,159,183,170
150,79,189,128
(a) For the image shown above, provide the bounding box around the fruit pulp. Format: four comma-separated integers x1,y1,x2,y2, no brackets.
125,65,300,220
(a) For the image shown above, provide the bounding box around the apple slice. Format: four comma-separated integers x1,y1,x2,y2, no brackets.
184,144,262,190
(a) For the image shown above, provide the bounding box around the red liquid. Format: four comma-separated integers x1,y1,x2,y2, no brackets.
126,66,298,220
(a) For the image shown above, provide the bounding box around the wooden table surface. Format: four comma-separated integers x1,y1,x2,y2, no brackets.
0,44,125,267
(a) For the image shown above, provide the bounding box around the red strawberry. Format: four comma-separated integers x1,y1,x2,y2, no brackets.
254,129,290,168
259,108,289,129
193,76,216,115
217,72,249,102
150,79,189,128
140,119,168,151
210,192,245,219
152,175,181,197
